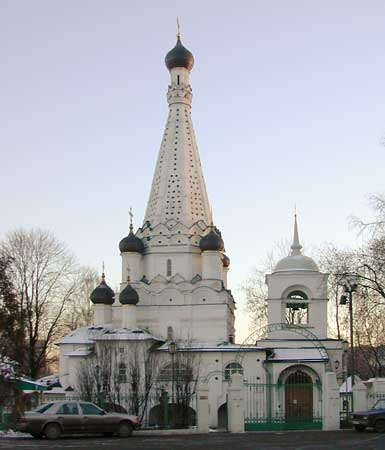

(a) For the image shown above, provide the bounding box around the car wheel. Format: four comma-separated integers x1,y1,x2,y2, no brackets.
374,419,385,433
354,425,366,431
44,423,62,440
117,421,133,437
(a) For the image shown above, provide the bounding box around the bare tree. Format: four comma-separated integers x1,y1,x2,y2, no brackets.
62,266,99,332
0,228,78,378
350,193,385,237
241,240,290,333
77,336,160,421
155,337,201,428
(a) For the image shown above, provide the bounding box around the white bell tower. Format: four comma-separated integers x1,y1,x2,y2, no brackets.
265,214,329,338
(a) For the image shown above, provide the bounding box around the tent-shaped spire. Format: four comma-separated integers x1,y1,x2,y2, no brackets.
290,213,303,256
144,33,211,228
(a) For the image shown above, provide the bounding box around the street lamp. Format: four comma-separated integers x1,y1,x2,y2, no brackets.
168,341,177,405
338,274,358,388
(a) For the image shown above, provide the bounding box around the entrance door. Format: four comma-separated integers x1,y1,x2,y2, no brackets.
285,370,313,421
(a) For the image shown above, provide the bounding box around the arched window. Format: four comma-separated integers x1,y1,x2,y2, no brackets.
118,363,127,383
167,259,172,277
158,363,192,383
286,291,308,325
224,362,243,381
167,326,174,341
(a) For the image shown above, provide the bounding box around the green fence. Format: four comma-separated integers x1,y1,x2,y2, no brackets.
244,381,323,431
339,392,352,428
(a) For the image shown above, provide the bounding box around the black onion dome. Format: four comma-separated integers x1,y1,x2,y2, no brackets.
119,283,139,305
165,37,194,71
199,229,225,252
119,228,144,254
90,278,115,305
222,254,230,268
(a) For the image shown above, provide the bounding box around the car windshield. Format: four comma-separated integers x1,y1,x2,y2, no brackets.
33,403,54,414
372,399,385,410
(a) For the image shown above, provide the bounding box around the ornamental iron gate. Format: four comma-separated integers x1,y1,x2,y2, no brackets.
245,372,323,431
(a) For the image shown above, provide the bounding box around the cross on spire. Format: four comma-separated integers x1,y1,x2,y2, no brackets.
102,261,106,281
129,207,134,233
176,17,181,39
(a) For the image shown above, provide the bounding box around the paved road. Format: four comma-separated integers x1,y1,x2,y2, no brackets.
0,430,384,450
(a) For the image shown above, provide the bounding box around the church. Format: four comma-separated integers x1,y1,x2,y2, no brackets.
58,31,344,431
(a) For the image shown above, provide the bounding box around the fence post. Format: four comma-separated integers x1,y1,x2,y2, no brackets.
161,391,169,429
227,373,244,433
352,381,368,412
322,371,340,430
196,383,209,433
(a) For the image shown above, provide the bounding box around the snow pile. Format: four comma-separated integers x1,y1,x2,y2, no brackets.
0,430,31,439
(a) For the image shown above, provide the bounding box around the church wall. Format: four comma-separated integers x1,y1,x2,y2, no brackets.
134,302,232,342
191,349,267,428
142,250,202,282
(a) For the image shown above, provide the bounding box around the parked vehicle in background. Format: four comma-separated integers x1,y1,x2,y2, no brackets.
16,401,140,439
352,399,385,432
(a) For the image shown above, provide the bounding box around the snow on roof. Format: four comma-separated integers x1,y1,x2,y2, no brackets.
35,374,60,386
58,324,162,345
44,387,67,395
156,341,264,353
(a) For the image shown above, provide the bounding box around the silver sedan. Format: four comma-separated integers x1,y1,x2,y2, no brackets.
16,400,140,439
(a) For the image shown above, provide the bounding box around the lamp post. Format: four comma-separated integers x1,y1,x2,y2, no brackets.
338,274,358,388
168,341,177,405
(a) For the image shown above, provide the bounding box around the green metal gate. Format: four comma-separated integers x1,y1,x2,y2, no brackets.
244,378,323,431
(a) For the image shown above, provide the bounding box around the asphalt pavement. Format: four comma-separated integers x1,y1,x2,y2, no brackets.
0,430,384,450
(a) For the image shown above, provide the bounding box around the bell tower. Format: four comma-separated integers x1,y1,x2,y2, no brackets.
265,214,329,338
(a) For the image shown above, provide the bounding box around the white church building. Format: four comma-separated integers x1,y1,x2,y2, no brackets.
58,32,344,431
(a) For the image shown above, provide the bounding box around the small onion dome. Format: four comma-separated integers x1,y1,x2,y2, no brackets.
119,226,144,254
199,228,224,252
165,37,194,71
222,254,230,268
119,282,139,305
90,275,115,305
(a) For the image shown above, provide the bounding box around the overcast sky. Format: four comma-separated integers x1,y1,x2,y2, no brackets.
1,1,384,342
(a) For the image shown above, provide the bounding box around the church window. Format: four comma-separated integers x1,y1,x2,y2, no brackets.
158,363,192,382
286,291,309,325
167,259,172,276
119,347,124,353
177,75,180,84
118,363,127,383
224,362,243,381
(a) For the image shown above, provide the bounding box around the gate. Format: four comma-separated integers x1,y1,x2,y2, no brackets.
244,378,323,431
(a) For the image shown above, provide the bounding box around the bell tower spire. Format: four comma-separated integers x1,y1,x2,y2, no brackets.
291,210,303,256
143,33,211,228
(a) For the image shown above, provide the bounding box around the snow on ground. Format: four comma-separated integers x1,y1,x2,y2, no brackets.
0,430,31,439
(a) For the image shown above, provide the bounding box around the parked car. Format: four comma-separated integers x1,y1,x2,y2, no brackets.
16,400,140,439
352,399,385,432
